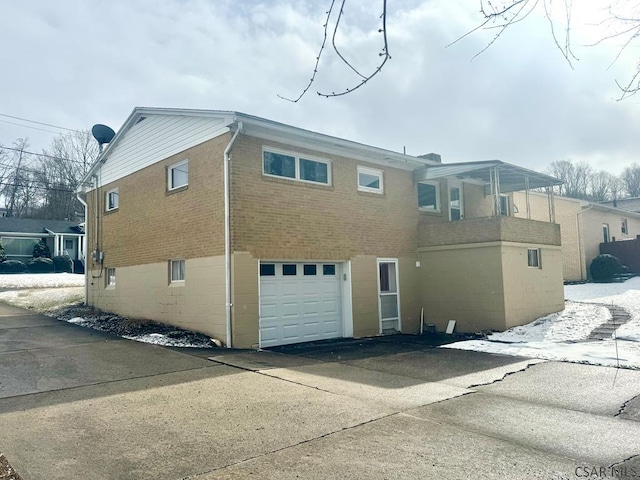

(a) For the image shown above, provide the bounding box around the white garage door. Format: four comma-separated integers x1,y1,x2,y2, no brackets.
259,262,343,348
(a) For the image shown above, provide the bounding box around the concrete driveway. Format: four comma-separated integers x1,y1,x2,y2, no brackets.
0,303,639,480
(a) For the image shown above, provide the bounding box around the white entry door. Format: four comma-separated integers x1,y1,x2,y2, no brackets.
378,259,401,334
259,262,343,348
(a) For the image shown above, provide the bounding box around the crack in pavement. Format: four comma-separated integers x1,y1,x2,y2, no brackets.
615,393,640,417
467,361,542,388
181,412,398,479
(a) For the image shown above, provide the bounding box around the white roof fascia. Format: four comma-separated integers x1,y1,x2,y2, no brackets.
78,107,435,191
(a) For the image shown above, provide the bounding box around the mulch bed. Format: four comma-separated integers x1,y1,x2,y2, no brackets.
0,454,23,480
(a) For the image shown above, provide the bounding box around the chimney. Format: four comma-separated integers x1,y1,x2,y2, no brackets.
418,153,442,163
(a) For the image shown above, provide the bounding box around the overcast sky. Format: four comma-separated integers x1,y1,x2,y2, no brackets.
1,0,639,174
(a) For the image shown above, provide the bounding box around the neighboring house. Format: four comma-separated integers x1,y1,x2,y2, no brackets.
0,218,86,263
600,197,640,214
513,191,640,281
77,107,564,349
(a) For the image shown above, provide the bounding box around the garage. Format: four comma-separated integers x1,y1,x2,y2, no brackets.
259,262,343,348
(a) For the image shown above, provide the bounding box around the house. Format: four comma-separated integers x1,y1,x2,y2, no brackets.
77,107,564,348
0,218,86,266
513,191,640,281
600,197,640,214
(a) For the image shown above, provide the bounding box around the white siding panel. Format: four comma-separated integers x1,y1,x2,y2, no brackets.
96,115,230,187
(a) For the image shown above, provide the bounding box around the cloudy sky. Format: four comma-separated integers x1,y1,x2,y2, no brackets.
1,0,639,174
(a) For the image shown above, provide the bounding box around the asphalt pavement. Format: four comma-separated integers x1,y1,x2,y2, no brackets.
0,303,639,480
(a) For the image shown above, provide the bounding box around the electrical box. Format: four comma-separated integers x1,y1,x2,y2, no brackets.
91,250,104,263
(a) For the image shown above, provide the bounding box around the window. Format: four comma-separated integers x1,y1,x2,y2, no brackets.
64,239,74,250
418,182,439,211
303,264,317,276
357,166,383,194
263,149,331,185
500,195,510,216
106,188,119,211
170,259,185,283
260,263,275,276
527,248,541,268
1,237,39,257
168,160,188,190
603,224,610,243
106,267,116,287
282,264,297,276
323,264,336,275
622,219,628,234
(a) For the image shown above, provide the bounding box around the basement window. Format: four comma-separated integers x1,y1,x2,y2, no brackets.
106,267,116,287
170,259,185,283
527,248,541,268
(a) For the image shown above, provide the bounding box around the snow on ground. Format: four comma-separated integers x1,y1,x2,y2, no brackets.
0,287,84,312
0,273,85,289
444,277,640,369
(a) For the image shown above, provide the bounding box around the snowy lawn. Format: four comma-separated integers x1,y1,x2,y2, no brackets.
444,277,640,369
0,273,85,289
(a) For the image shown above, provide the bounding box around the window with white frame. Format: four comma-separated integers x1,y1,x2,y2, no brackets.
417,181,439,210
170,259,185,283
357,166,383,194
106,267,116,287
622,218,628,234
106,188,119,211
527,248,541,268
263,149,330,185
168,160,189,190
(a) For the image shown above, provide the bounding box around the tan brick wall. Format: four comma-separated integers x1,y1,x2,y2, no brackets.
419,216,560,248
85,133,231,269
229,135,419,260
87,256,226,340
419,244,507,332
501,244,565,327
513,192,584,281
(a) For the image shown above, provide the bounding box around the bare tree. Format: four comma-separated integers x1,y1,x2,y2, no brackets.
290,1,640,100
547,159,594,199
31,130,98,220
1,138,37,218
620,162,640,197
589,171,617,202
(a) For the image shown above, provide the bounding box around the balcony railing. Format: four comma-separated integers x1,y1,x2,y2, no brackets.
418,216,561,248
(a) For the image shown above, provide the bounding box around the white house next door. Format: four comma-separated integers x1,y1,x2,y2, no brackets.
378,259,401,334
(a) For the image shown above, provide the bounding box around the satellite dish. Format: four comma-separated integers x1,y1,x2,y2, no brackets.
91,124,116,145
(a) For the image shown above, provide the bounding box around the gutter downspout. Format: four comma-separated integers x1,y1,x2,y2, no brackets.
223,121,243,348
76,191,89,305
576,205,593,281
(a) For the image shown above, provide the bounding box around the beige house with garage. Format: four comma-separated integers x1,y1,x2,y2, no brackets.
513,191,640,281
78,107,564,348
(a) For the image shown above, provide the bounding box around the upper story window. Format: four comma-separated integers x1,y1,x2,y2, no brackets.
622,218,628,234
527,248,541,268
500,195,510,216
417,181,439,211
357,166,383,194
106,188,119,211
168,160,189,190
263,149,331,185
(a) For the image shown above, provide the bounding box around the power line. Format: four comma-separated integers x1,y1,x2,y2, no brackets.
0,113,81,133
0,145,92,167
0,118,64,136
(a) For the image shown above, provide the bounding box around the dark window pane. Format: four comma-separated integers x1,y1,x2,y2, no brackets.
418,183,437,209
264,151,295,179
323,264,336,275
303,264,317,275
260,264,275,276
359,172,380,189
299,158,328,184
282,264,297,276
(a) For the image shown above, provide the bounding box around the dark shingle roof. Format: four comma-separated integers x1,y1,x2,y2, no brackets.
0,218,84,235
600,197,640,213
